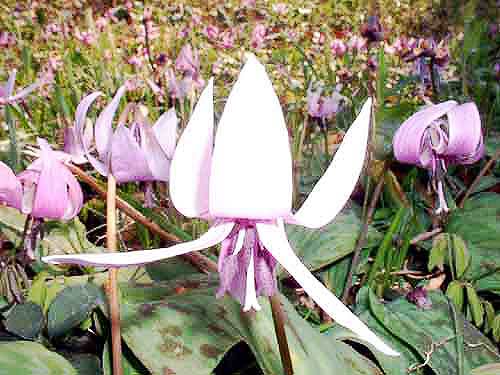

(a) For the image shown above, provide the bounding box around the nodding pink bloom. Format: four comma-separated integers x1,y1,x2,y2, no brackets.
175,44,200,77
0,69,51,106
406,287,432,309
127,54,143,67
63,88,178,185
241,0,256,7
360,15,384,43
0,139,83,220
166,68,186,99
393,101,484,214
251,24,267,50
272,3,288,15
330,39,347,57
74,28,97,46
219,30,236,49
203,25,219,41
307,84,345,121
95,17,108,32
312,31,325,45
43,54,398,358
0,31,15,47
347,35,367,52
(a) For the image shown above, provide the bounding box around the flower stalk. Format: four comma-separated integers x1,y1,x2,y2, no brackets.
269,295,294,375
106,173,123,375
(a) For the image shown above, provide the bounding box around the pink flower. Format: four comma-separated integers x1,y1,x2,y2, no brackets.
330,39,347,57
241,0,256,7
63,88,178,184
74,28,97,46
175,44,200,77
347,35,366,52
0,139,83,220
43,54,399,358
203,25,219,41
219,30,236,49
0,70,52,106
272,3,288,14
394,101,484,213
251,24,267,49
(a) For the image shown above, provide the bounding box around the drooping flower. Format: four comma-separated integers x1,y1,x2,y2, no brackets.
307,84,346,121
251,24,267,50
63,88,178,185
406,287,432,309
0,138,83,220
44,55,398,357
174,45,205,94
393,101,484,213
0,69,51,106
360,15,384,43
330,39,347,57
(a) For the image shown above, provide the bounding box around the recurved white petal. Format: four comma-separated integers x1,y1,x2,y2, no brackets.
256,219,399,357
43,221,234,267
209,54,293,220
169,79,214,218
288,99,371,228
153,108,178,158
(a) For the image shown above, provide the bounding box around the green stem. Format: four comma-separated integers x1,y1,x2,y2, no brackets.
5,104,19,172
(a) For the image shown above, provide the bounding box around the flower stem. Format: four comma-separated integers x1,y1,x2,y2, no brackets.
67,164,218,273
269,295,294,375
107,174,123,375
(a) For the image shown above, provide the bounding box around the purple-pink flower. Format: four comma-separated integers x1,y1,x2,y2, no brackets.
0,139,83,220
64,88,178,185
251,24,267,50
330,39,347,57
0,69,51,106
44,54,398,357
393,101,484,213
307,84,346,121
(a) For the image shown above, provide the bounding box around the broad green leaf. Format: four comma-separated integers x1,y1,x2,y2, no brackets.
109,275,382,375
447,194,500,294
446,281,465,311
429,233,449,271
4,302,44,340
472,363,500,375
0,206,103,258
452,235,470,279
484,301,495,334
367,289,500,374
47,283,105,338
103,341,150,375
286,205,381,272
466,285,484,327
66,354,102,375
0,341,77,375
493,316,500,342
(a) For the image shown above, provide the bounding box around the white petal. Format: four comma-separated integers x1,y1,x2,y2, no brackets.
256,220,399,357
243,249,261,311
209,54,293,220
288,99,372,228
43,221,234,267
169,79,214,218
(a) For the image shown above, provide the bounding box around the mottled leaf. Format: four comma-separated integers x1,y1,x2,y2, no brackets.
4,302,44,340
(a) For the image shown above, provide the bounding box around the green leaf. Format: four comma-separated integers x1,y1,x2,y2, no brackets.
492,316,500,342
4,302,44,340
47,283,105,338
0,341,77,375
429,233,449,271
446,281,465,311
111,275,382,375
472,363,500,375
66,354,102,375
452,235,470,279
103,341,150,375
466,285,484,327
0,207,104,258
366,289,499,374
447,194,500,294
484,301,495,334
286,205,381,273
